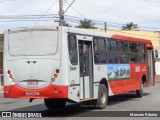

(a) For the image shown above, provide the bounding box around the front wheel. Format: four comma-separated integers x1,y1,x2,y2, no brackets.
44,98,66,110
136,83,143,98
96,84,108,109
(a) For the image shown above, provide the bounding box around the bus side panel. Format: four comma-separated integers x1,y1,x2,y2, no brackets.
107,63,148,95
94,64,114,98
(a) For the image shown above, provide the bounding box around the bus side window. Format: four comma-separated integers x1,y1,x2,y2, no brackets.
138,43,146,63
68,35,78,65
108,39,118,63
119,41,129,63
98,38,106,63
93,38,106,64
94,38,99,63
129,43,138,63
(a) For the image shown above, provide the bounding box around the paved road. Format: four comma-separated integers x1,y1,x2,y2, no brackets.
0,81,160,120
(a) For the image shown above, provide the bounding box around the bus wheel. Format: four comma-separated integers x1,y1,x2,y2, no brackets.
96,84,108,109
136,83,143,98
44,99,66,110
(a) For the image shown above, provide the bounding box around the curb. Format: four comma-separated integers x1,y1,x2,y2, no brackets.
0,86,3,93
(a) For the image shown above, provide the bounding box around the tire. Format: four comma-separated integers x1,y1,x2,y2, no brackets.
44,99,66,110
96,84,108,109
136,83,143,98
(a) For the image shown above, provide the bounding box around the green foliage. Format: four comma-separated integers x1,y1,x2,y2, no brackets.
122,22,138,30
63,21,71,27
76,18,96,28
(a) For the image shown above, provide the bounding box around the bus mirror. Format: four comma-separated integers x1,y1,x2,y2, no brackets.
155,49,158,58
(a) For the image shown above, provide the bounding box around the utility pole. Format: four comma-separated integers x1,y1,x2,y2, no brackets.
104,22,107,33
59,0,64,26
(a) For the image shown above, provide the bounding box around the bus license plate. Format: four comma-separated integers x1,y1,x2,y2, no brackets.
27,80,38,85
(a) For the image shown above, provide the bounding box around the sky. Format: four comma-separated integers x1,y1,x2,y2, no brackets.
0,0,160,31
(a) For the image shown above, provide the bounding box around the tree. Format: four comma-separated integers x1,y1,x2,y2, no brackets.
76,18,96,28
122,22,138,30
63,21,71,27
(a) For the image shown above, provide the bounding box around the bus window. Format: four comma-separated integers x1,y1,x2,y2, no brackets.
108,39,118,63
98,38,106,63
129,43,138,63
119,41,129,63
93,38,106,64
93,38,99,63
68,35,78,65
139,43,146,63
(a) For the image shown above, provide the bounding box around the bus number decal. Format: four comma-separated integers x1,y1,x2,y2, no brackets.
25,92,40,96
135,66,140,72
70,67,76,71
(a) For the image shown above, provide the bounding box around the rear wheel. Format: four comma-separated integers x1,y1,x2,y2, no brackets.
44,99,66,110
136,83,143,98
96,84,108,109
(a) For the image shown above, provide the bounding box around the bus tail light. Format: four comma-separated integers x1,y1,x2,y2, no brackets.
7,69,14,81
9,74,13,79
7,70,11,74
56,69,60,73
54,68,60,78
54,73,58,78
51,68,60,82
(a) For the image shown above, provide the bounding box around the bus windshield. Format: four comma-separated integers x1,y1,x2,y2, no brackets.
8,29,59,56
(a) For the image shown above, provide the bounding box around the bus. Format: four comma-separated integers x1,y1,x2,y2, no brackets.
3,26,156,109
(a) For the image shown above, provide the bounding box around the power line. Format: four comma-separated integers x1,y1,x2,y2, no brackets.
72,4,160,21
64,0,76,13
62,19,160,38
67,0,160,22
0,14,58,18
65,0,86,18
0,15,159,39
0,19,55,22
35,0,58,25
65,15,160,30
0,13,160,31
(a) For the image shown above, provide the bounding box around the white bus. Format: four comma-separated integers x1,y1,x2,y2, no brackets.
3,26,156,109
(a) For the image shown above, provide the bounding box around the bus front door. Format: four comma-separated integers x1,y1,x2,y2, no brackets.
79,41,93,100
147,49,154,85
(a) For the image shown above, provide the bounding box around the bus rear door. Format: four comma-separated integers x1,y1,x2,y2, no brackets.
147,48,155,86
78,40,93,100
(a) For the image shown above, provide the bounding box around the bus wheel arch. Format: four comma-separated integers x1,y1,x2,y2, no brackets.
96,78,109,109
99,78,109,91
136,75,146,98
44,98,66,110
142,75,147,87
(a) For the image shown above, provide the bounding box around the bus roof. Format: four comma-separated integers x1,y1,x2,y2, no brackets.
66,27,152,44
112,34,152,44
5,25,152,44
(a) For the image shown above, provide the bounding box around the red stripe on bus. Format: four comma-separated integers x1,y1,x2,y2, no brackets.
108,78,141,95
111,34,152,44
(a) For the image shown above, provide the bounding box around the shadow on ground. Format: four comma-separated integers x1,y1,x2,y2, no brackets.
4,92,151,117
